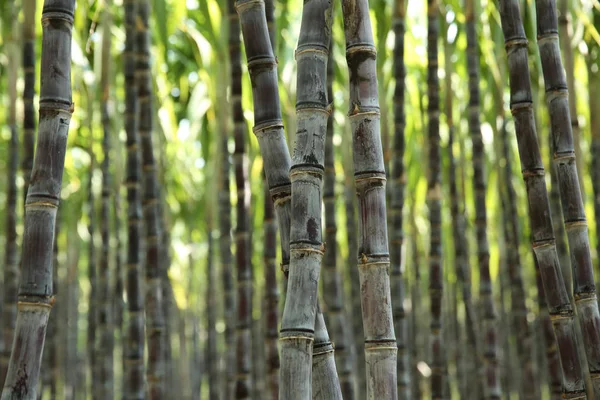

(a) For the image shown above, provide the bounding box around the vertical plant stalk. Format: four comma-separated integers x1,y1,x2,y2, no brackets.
262,10,279,395
230,0,254,394
97,4,115,397
87,106,98,399
341,0,398,397
535,0,600,392
497,0,586,396
1,8,20,386
409,212,423,398
49,214,60,399
534,250,563,399
278,0,335,395
136,0,167,395
263,180,280,400
588,11,600,290
221,6,236,397
445,27,480,400
344,168,365,398
557,0,584,193
124,0,146,397
391,0,409,396
324,36,355,400
114,192,125,394
465,1,500,396
426,0,445,396
499,119,538,398
206,226,219,399
0,0,75,396
312,304,342,399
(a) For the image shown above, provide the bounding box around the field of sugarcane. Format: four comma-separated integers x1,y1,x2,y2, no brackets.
1,0,600,398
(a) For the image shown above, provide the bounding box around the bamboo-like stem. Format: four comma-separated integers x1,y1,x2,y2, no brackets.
323,36,355,400
1,7,21,386
206,226,219,399
219,6,237,400
49,215,60,399
136,0,167,395
499,119,538,398
341,0,398,397
263,179,280,400
278,0,334,395
557,0,584,194
124,0,146,397
391,0,409,397
312,305,342,399
445,25,481,400
497,0,586,396
535,0,600,392
426,0,446,397
465,0,500,396
0,1,75,397
409,211,423,399
588,11,600,292
535,256,564,399
97,3,115,397
230,0,254,394
22,0,37,205
344,165,365,398
220,6,236,397
87,103,98,400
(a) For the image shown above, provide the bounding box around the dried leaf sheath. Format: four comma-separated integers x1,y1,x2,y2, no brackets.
124,0,146,398
535,0,600,392
1,1,75,397
341,0,398,397
497,0,585,396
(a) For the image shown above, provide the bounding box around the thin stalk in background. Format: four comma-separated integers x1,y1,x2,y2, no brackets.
123,0,146,397
391,0,409,396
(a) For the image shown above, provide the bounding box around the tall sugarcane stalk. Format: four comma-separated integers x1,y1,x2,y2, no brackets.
426,0,445,396
263,180,279,400
1,6,20,386
49,213,60,399
97,4,115,397
0,0,75,396
206,222,219,399
499,117,538,398
535,0,600,392
535,256,564,399
557,0,584,193
445,23,481,399
343,162,365,398
261,6,280,395
391,0,409,396
236,0,343,398
124,0,146,397
220,7,236,395
229,0,254,396
465,0,500,396
323,36,355,400
497,0,586,396
589,10,600,289
341,0,398,397
277,0,335,395
136,0,167,395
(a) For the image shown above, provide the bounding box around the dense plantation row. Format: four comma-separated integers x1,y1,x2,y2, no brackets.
1,0,600,398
